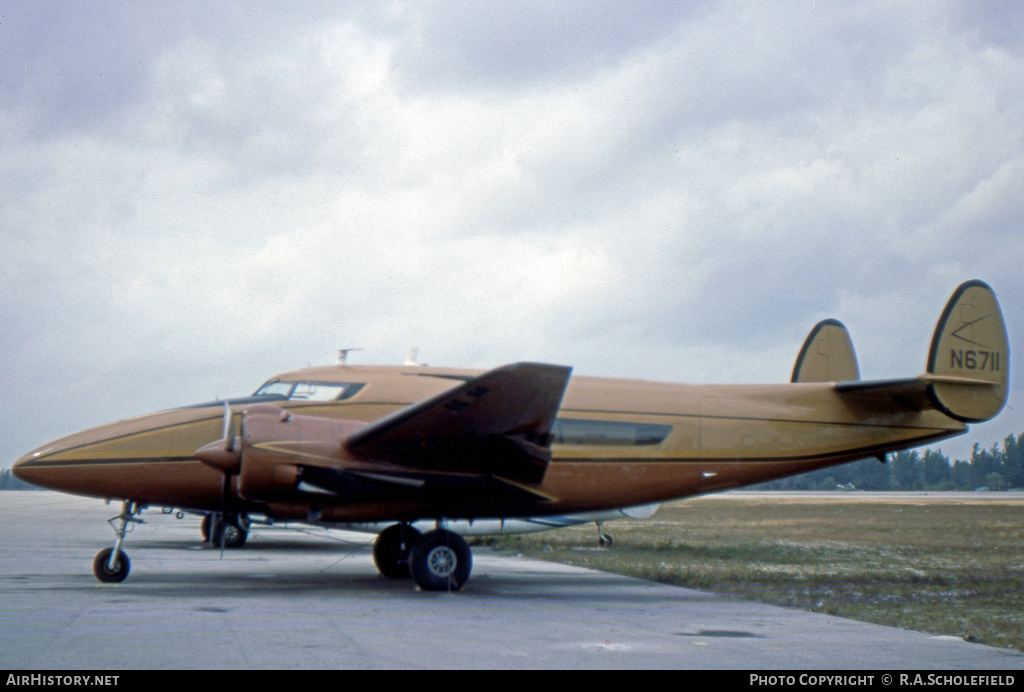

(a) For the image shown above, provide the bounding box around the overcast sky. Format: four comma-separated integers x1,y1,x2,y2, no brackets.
3,1,1023,467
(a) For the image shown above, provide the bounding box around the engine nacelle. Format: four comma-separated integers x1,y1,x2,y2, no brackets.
237,451,300,500
232,404,363,501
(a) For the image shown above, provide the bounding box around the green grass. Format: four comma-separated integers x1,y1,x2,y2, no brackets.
477,492,1024,651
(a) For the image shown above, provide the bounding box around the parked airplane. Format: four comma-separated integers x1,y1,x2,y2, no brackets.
13,281,1009,591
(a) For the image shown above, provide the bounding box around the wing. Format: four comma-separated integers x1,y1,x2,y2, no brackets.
344,362,573,485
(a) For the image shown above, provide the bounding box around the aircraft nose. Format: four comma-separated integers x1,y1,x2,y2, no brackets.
12,434,131,497
11,445,56,488
10,417,167,493
9,406,232,498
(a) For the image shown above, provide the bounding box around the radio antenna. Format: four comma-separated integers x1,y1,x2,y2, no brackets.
337,348,362,365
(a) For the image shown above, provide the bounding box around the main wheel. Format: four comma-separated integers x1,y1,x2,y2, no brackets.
211,515,248,548
373,524,421,579
93,547,130,583
409,529,472,591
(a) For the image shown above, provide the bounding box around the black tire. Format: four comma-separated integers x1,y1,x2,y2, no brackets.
373,524,421,579
93,547,130,583
409,529,472,591
211,515,248,548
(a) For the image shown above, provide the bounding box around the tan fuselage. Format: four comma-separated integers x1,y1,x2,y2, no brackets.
13,365,965,521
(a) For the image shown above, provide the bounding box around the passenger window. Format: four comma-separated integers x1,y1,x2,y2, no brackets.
551,419,671,446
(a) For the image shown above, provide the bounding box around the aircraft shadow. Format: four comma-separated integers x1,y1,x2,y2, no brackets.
135,539,372,554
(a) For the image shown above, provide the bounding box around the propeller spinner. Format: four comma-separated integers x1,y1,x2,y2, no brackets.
196,402,242,473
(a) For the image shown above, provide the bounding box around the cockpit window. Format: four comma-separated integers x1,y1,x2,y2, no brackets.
252,381,295,399
253,381,364,402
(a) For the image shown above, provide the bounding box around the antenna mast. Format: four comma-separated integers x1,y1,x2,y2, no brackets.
337,348,362,366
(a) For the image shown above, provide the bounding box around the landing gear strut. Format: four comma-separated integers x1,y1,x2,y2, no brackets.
93,500,143,583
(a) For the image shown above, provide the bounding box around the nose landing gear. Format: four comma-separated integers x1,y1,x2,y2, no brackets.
93,500,143,583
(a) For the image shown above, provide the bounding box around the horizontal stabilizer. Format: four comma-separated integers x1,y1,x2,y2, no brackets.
345,362,573,484
835,376,930,412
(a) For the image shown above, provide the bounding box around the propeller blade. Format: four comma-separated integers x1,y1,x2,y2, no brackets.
221,401,234,452
219,474,231,558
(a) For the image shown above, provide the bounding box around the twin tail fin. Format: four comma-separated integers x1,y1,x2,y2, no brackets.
792,319,860,384
925,280,1009,422
794,281,1009,424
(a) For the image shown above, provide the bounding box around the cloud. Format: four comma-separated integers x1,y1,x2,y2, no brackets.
2,1,1023,463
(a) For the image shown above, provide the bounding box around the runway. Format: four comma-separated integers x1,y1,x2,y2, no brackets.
0,491,1021,670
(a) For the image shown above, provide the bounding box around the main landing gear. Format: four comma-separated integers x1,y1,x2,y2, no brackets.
93,500,143,583
199,513,249,549
373,523,473,591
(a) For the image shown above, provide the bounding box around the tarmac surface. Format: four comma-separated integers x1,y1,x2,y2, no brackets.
1,491,1022,670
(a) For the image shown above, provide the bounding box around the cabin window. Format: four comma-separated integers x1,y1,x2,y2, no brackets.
253,381,364,401
551,418,671,446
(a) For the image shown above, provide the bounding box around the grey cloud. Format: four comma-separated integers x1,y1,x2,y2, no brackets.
378,1,706,92
2,1,1023,465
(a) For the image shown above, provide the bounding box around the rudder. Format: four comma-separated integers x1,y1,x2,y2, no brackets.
926,280,1010,422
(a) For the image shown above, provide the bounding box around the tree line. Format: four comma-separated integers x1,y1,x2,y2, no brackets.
757,432,1024,491
0,468,40,490
4,431,1024,492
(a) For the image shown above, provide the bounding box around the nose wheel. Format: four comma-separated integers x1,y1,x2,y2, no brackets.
93,547,130,583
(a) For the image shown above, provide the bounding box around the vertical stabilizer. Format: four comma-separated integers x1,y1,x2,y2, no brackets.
926,280,1010,422
792,319,860,383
